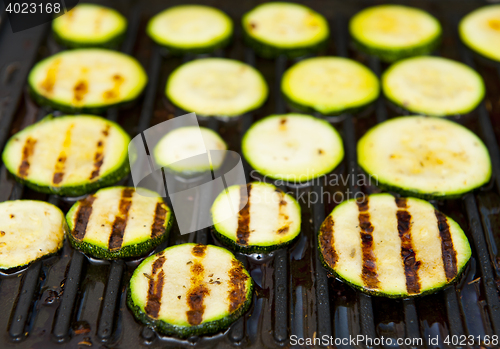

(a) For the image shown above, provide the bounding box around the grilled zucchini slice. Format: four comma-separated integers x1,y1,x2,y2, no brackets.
281,57,379,115
0,200,66,270
357,116,491,199
319,194,471,298
242,114,344,182
66,187,172,259
242,2,329,58
2,115,130,197
459,5,500,63
147,5,232,55
153,126,227,175
212,182,301,253
166,58,268,117
127,243,253,338
349,5,441,62
28,49,147,114
52,4,127,49
382,56,485,117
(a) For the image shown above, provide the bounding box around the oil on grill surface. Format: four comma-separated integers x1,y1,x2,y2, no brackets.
0,1,499,348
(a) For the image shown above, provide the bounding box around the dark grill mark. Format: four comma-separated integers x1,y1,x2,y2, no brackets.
396,198,421,295
72,195,96,240
357,199,379,290
73,80,88,102
186,259,209,326
395,197,407,209
108,188,134,250
151,202,167,239
276,192,290,235
228,259,249,313
435,210,458,282
145,254,166,318
277,226,289,234
319,215,337,268
53,124,74,185
192,244,207,257
18,137,37,178
90,125,110,180
236,184,252,245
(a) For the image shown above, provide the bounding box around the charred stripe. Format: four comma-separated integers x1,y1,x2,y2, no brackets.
186,247,209,325
108,188,134,250
356,199,379,290
236,184,252,245
396,198,421,295
228,259,249,313
18,137,37,178
145,254,166,318
319,215,337,268
90,125,111,180
192,244,207,257
276,192,290,235
72,195,96,240
151,202,167,239
435,210,458,282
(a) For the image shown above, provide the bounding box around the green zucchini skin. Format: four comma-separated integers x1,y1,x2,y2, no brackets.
6,155,130,198
154,35,232,56
317,247,467,299
357,167,469,201
67,216,172,260
351,35,441,63
52,29,126,50
126,281,253,339
242,30,328,59
212,228,299,254
282,87,375,117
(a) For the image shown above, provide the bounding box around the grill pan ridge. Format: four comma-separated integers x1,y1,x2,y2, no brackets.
0,1,499,348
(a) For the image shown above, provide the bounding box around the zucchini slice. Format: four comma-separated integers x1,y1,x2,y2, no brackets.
382,56,485,117
357,116,491,199
281,57,379,115
242,114,344,182
318,194,471,298
66,186,172,259
211,182,301,253
153,126,227,175
0,200,66,270
28,49,147,114
242,2,329,58
166,58,268,117
127,243,253,338
147,5,233,55
459,5,500,63
349,5,441,62
2,115,130,197
52,4,127,49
